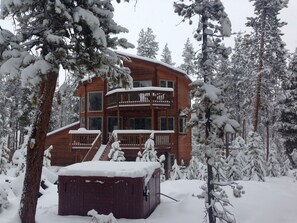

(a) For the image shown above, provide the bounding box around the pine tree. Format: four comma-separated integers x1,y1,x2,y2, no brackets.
185,156,207,180
246,0,288,135
161,43,175,66
266,145,280,177
108,133,125,162
226,137,247,181
137,27,159,59
174,1,241,222
244,131,266,181
1,1,133,222
140,133,158,162
0,138,9,175
179,38,196,76
278,50,297,169
171,159,183,180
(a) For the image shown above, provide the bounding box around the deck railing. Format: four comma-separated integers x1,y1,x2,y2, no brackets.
113,130,174,150
106,87,173,109
69,129,101,150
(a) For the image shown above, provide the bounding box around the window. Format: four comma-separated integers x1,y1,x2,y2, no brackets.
80,97,85,113
160,117,174,130
88,92,103,112
129,118,151,130
88,117,102,130
179,117,187,133
160,80,174,88
133,80,152,87
108,117,122,132
80,117,85,128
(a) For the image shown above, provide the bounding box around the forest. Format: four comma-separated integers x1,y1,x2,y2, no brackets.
0,0,296,223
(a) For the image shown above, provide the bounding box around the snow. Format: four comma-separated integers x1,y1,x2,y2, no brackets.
106,86,173,96
47,121,79,136
68,128,101,135
1,172,297,223
113,129,174,134
59,161,160,181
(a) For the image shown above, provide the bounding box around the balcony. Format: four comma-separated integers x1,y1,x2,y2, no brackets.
106,87,173,110
113,130,174,150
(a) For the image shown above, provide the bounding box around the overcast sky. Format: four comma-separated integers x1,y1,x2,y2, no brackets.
0,0,296,66
113,0,297,65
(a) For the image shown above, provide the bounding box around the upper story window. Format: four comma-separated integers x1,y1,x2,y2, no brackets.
179,117,187,133
88,92,103,112
80,96,85,113
160,117,174,130
160,80,174,89
133,80,152,88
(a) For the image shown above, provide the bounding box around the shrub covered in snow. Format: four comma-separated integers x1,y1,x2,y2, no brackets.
87,209,117,223
0,183,9,212
108,133,125,162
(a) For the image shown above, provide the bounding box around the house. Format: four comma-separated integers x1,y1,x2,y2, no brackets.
45,52,192,170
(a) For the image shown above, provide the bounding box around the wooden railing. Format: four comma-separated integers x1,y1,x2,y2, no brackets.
81,133,102,162
106,87,173,109
113,130,174,150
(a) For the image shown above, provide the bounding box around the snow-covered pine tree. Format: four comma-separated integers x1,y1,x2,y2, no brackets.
228,34,255,140
179,38,196,76
244,131,266,181
1,1,133,222
49,76,79,131
277,49,297,169
137,27,159,59
0,138,9,175
140,133,158,162
185,155,207,180
266,143,280,177
43,145,53,167
246,0,288,137
174,1,243,222
108,133,125,162
171,159,183,180
160,43,175,66
226,136,247,181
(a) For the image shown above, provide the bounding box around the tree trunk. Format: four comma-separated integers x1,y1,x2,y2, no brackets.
207,161,216,223
253,7,266,132
19,72,58,223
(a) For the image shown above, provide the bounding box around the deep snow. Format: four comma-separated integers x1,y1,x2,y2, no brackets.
1,168,297,223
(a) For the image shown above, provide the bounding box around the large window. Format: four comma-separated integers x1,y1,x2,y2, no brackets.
133,80,152,88
108,117,122,132
80,117,85,128
129,118,151,130
179,117,187,133
88,92,103,112
160,80,174,88
88,117,102,130
160,117,174,130
80,96,85,113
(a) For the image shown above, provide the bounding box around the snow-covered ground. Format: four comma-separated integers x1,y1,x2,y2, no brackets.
1,168,297,223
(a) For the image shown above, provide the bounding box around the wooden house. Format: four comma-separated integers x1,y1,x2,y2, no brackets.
45,52,192,169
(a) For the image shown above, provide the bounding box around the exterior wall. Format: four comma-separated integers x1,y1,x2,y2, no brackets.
45,123,80,166
58,169,160,219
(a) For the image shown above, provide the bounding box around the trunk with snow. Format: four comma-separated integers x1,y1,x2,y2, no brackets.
19,72,58,223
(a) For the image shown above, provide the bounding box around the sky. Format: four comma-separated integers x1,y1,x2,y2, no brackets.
113,0,297,65
0,0,296,67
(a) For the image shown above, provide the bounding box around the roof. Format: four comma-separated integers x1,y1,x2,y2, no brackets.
59,161,160,184
79,51,193,85
117,51,193,83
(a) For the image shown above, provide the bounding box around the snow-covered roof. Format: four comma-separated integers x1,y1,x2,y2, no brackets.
106,86,173,95
113,130,174,134
47,121,80,136
117,51,192,82
69,128,101,134
59,161,160,183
